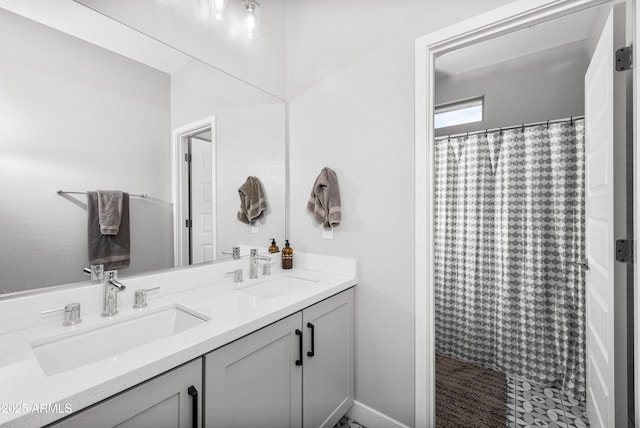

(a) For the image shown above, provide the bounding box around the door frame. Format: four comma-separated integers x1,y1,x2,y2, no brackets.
171,116,216,267
413,0,639,426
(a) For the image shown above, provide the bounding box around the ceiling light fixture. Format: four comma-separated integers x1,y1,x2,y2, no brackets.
243,0,259,40
209,0,227,20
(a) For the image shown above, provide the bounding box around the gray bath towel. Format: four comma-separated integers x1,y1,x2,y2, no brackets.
97,190,123,235
307,167,341,228
237,176,268,224
87,191,130,270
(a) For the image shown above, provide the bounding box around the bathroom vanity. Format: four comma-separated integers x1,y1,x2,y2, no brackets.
0,253,356,428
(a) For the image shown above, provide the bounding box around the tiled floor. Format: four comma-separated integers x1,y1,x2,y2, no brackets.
334,376,588,428
334,415,366,428
507,376,589,427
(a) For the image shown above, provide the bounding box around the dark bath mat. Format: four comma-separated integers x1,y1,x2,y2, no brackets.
436,353,507,428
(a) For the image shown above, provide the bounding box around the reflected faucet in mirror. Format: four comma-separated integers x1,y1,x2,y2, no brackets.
83,264,105,283
221,247,241,260
0,5,285,296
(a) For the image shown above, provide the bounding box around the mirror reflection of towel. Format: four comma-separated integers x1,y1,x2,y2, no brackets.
97,190,123,235
237,176,268,224
307,167,341,228
87,191,130,270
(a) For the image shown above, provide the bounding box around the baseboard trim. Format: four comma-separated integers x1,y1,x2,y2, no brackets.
346,400,410,428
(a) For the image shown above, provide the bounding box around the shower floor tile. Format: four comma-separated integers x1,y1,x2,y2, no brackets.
507,377,589,427
333,415,365,428
334,375,587,428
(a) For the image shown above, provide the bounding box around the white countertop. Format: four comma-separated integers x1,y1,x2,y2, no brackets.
0,253,357,427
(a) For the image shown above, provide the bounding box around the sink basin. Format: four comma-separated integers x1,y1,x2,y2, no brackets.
239,276,316,300
31,305,209,376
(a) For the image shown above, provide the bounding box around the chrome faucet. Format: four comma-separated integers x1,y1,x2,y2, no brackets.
102,271,126,317
221,246,241,260
249,249,271,279
226,269,244,283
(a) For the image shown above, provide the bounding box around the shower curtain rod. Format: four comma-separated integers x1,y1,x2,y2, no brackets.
434,115,585,141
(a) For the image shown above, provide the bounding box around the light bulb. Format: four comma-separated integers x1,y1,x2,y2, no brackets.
210,0,227,20
244,0,259,39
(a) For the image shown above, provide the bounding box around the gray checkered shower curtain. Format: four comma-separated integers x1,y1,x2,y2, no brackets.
434,119,586,400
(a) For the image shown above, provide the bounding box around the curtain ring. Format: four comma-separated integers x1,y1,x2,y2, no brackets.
546,120,550,129
570,116,574,126
521,123,525,133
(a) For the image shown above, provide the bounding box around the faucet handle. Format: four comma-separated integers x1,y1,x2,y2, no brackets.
262,262,274,276
42,303,82,326
226,269,243,283
133,287,160,309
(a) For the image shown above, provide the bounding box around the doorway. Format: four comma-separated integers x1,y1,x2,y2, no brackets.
172,116,217,267
414,1,637,427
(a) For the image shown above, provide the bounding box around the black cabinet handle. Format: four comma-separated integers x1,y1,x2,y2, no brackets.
295,329,303,366
188,385,198,428
307,322,315,357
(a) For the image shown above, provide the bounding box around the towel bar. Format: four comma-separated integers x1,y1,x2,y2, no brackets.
57,190,148,198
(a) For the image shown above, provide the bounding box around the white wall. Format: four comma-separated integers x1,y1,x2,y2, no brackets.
171,60,286,258
0,9,173,294
77,0,288,99
286,0,516,425
435,40,588,137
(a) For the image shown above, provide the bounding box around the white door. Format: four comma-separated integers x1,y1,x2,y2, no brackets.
584,5,627,427
191,136,215,264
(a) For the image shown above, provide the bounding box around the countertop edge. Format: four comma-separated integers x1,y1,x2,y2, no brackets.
0,277,357,428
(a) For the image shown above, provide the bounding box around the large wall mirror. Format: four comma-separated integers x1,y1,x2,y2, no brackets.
0,2,285,295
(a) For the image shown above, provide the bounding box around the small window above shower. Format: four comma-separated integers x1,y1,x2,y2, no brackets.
434,96,484,129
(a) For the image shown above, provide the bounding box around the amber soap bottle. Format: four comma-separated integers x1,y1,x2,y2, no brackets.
282,240,293,269
268,238,279,253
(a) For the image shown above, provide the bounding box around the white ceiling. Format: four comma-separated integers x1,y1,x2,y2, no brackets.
435,6,598,78
0,1,601,93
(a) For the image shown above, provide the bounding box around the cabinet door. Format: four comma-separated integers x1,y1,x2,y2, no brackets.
49,358,202,428
302,289,354,428
205,313,303,428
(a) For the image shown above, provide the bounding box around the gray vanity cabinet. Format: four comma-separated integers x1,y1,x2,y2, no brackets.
205,288,354,428
48,359,202,428
205,312,304,427
302,290,354,428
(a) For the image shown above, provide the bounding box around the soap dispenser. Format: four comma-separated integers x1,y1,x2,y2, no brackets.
268,238,280,253
282,240,293,269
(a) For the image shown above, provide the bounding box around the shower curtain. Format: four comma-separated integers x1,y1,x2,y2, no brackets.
434,119,586,400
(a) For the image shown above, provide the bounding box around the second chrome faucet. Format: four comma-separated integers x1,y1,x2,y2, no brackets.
102,271,126,317
249,249,271,279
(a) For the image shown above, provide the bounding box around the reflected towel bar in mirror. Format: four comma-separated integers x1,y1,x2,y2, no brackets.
57,190,148,198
